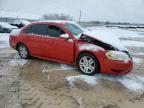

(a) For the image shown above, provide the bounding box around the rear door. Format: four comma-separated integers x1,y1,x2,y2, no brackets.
21,24,51,57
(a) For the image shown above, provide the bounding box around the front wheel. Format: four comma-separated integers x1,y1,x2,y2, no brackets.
17,44,30,59
77,53,99,75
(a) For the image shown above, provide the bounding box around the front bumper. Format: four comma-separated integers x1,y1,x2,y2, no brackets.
99,58,133,75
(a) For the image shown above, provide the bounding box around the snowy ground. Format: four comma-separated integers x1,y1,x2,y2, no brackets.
0,27,144,108
0,33,9,48
66,73,144,92
88,27,144,38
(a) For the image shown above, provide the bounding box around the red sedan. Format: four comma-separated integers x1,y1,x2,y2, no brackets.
9,21,133,75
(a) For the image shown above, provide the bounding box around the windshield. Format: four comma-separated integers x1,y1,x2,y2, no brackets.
64,23,84,36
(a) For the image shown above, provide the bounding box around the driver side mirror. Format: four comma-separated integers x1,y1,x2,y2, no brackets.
60,34,70,39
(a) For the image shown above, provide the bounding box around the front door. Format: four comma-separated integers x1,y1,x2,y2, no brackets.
46,25,74,63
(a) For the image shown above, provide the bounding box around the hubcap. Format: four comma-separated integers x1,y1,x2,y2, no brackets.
79,56,95,73
19,45,28,58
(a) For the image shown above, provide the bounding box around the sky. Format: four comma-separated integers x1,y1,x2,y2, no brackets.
0,0,144,23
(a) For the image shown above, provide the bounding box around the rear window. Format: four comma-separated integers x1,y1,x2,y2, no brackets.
23,24,48,36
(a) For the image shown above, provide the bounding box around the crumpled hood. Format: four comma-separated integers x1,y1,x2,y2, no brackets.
83,30,128,51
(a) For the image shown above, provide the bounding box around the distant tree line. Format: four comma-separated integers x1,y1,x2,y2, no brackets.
42,13,73,21
87,21,130,25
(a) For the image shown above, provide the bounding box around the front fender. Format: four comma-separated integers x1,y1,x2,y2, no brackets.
75,43,106,63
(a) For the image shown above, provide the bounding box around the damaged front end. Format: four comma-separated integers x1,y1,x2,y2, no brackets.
80,34,118,51
79,34,132,59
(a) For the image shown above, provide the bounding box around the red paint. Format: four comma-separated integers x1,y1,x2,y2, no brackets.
9,21,133,75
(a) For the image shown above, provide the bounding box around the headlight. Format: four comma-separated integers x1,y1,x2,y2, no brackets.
105,51,130,61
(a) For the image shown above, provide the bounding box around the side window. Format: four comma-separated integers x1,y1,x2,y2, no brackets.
23,24,48,36
47,25,65,37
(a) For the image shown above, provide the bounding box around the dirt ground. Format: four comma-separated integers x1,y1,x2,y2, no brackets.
0,38,144,108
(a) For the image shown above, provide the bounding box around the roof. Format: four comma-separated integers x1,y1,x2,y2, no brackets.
35,20,75,24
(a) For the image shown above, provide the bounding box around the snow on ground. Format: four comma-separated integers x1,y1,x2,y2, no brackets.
88,27,144,38
133,58,143,64
42,64,75,73
121,40,144,47
66,75,97,86
60,64,74,70
0,69,5,77
117,76,144,92
66,74,144,92
8,54,27,67
0,33,10,48
0,69,7,76
133,52,144,56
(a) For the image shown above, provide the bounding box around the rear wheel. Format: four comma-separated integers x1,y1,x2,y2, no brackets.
17,44,30,59
77,53,99,75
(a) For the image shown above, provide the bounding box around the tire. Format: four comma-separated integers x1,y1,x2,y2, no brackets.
17,44,30,59
77,53,99,75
